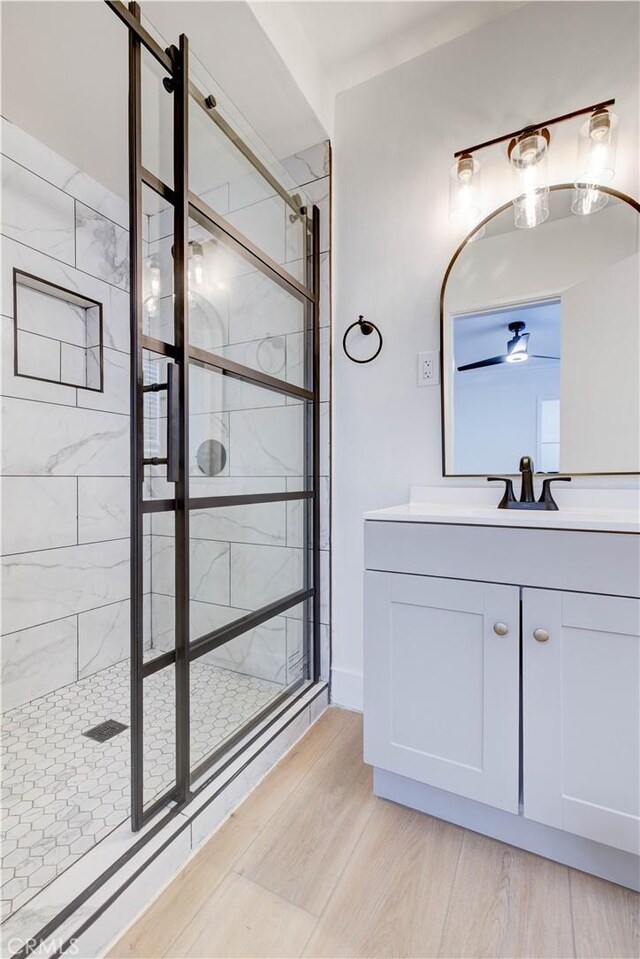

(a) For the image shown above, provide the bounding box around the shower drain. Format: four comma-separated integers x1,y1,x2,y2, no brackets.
82,719,128,742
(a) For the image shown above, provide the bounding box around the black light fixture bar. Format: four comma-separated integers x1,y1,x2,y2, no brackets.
190,588,314,663
454,98,615,158
189,344,314,402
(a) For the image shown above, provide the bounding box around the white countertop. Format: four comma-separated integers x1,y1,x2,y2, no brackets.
364,486,640,533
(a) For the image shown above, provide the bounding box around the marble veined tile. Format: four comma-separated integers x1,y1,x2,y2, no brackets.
189,412,230,477
286,616,306,684
77,477,129,544
60,342,88,387
188,499,287,547
16,280,92,347
1,316,76,407
189,286,229,353
227,170,276,213
1,397,129,476
230,542,304,610
75,202,129,292
1,538,130,634
77,348,129,415
15,330,60,382
320,252,330,329
199,613,287,683
1,615,77,712
1,476,77,554
190,362,286,417
298,176,330,255
1,118,128,229
219,335,287,382
319,401,330,477
151,536,230,606
280,141,330,188
225,195,286,267
229,405,304,477
2,237,130,353
1,156,75,264
78,599,129,678
227,267,304,345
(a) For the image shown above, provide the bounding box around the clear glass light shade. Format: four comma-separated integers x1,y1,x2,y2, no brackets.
449,154,482,233
571,185,609,216
510,132,550,229
575,109,618,186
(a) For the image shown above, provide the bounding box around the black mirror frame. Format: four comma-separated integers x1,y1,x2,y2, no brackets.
439,183,640,478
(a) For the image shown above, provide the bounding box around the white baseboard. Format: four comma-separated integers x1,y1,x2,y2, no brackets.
330,667,363,711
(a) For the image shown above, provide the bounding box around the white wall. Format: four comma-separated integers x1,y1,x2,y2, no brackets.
332,1,640,709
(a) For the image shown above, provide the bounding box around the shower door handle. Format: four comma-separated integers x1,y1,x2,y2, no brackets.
167,363,179,484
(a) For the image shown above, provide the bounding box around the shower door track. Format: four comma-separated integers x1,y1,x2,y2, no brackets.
119,0,322,833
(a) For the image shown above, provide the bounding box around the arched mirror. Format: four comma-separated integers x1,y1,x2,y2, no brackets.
440,184,640,476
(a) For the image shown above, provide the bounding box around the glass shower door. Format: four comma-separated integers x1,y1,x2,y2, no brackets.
128,15,319,829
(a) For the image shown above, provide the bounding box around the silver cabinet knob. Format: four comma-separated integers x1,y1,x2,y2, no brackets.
493,623,509,636
533,628,550,643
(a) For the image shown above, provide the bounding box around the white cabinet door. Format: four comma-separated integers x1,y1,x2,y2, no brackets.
523,588,640,854
364,572,520,813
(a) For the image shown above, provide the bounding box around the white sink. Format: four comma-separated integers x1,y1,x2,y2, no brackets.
364,485,640,533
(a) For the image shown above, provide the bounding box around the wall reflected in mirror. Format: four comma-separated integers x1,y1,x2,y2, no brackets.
442,187,639,476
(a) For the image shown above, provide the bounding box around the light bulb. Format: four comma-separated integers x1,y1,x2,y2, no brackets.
449,154,482,233
509,130,550,229
189,241,204,288
573,109,617,216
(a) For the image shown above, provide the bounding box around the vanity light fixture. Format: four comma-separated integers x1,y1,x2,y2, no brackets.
451,98,616,232
572,107,618,215
508,130,550,229
188,240,204,287
449,153,482,233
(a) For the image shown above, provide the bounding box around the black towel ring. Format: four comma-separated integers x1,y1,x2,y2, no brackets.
343,315,383,364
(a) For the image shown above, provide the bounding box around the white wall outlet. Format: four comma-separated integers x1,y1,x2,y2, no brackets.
418,351,440,386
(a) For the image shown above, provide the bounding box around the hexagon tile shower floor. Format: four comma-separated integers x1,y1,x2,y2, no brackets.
1,660,281,920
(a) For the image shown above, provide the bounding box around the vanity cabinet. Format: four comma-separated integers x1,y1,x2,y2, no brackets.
364,514,640,888
364,573,520,813
523,588,640,855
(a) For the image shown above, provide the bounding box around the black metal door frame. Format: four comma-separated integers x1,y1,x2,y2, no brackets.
114,0,321,831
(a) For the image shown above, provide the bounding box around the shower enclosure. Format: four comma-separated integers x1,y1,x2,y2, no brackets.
1,0,326,949
118,2,321,828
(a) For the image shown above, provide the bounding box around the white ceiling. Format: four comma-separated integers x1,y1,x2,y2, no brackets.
1,1,526,202
269,1,525,96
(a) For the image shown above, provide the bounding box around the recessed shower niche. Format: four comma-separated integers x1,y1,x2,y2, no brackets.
13,269,104,391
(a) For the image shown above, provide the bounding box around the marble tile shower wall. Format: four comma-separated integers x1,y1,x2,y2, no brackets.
145,140,331,687
0,119,139,713
1,121,331,711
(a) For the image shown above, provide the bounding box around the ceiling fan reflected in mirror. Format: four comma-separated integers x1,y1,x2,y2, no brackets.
457,321,559,372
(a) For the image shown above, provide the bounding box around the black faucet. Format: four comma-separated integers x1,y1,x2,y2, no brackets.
488,456,571,510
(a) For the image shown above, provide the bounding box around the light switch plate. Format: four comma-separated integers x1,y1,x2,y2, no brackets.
418,351,440,386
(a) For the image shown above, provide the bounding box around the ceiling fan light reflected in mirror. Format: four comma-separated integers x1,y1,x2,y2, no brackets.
457,320,559,372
